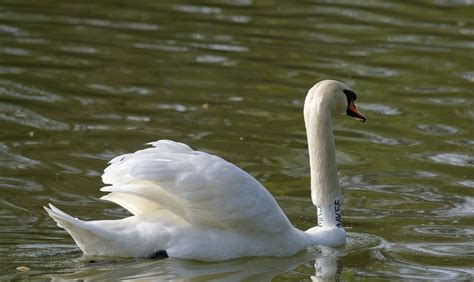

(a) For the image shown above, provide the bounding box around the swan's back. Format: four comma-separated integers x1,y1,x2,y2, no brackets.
101,140,293,235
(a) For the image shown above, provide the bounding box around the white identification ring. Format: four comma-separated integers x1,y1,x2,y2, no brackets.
317,198,342,228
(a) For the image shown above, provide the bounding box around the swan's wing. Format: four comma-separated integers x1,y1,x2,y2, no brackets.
101,140,293,234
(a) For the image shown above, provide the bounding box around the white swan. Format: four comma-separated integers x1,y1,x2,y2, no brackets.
45,80,366,261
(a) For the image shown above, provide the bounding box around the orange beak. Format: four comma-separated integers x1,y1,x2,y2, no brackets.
346,100,366,122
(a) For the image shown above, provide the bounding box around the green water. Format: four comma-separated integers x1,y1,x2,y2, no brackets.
1,0,473,280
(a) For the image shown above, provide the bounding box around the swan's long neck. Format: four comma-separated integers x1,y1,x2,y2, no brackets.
304,95,342,228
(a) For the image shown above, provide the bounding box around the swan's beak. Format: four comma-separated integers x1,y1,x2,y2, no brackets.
346,100,366,122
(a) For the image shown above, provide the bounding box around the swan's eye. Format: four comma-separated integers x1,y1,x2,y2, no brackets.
343,89,357,103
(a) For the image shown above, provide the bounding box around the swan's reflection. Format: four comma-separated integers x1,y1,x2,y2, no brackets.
49,246,345,281
312,246,343,282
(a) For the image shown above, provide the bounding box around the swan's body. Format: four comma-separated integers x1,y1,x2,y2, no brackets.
45,80,365,261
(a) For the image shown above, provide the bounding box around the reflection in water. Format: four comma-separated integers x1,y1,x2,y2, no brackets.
46,232,384,280
49,247,345,281
312,247,343,282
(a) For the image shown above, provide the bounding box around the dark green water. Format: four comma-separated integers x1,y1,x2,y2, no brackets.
1,0,473,280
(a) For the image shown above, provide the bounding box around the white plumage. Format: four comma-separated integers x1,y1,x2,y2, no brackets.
45,80,365,261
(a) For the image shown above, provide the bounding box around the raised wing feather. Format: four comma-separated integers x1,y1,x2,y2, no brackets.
101,140,293,234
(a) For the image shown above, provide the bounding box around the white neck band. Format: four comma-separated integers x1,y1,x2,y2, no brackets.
317,198,342,228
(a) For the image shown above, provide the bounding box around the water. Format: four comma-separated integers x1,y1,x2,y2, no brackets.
1,0,473,280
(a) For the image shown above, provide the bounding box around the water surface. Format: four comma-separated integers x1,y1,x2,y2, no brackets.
1,0,473,280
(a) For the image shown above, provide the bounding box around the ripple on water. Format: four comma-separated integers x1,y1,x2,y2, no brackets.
354,65,399,77
0,143,41,169
404,242,474,257
447,139,474,148
336,150,366,165
60,46,98,54
410,97,469,106
457,109,474,120
191,43,248,53
16,243,80,257
175,4,222,15
362,258,472,280
134,42,189,52
88,84,150,96
0,46,30,56
345,232,385,253
427,97,469,105
0,66,23,74
156,103,192,112
405,85,460,94
415,124,459,135
0,79,62,102
410,225,474,237
382,185,445,202
70,150,121,162
0,103,69,131
0,24,28,36
335,61,399,78
416,170,439,178
358,103,400,116
445,197,474,217
458,71,474,82
195,54,236,66
126,115,150,122
51,162,83,175
342,130,416,146
458,180,474,188
0,176,43,191
61,17,160,31
427,153,474,167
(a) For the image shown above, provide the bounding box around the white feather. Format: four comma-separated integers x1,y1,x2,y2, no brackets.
102,140,292,233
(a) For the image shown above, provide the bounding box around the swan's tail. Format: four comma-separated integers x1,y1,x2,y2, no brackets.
44,204,128,256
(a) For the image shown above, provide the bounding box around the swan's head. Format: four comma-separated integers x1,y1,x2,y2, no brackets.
305,80,366,122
